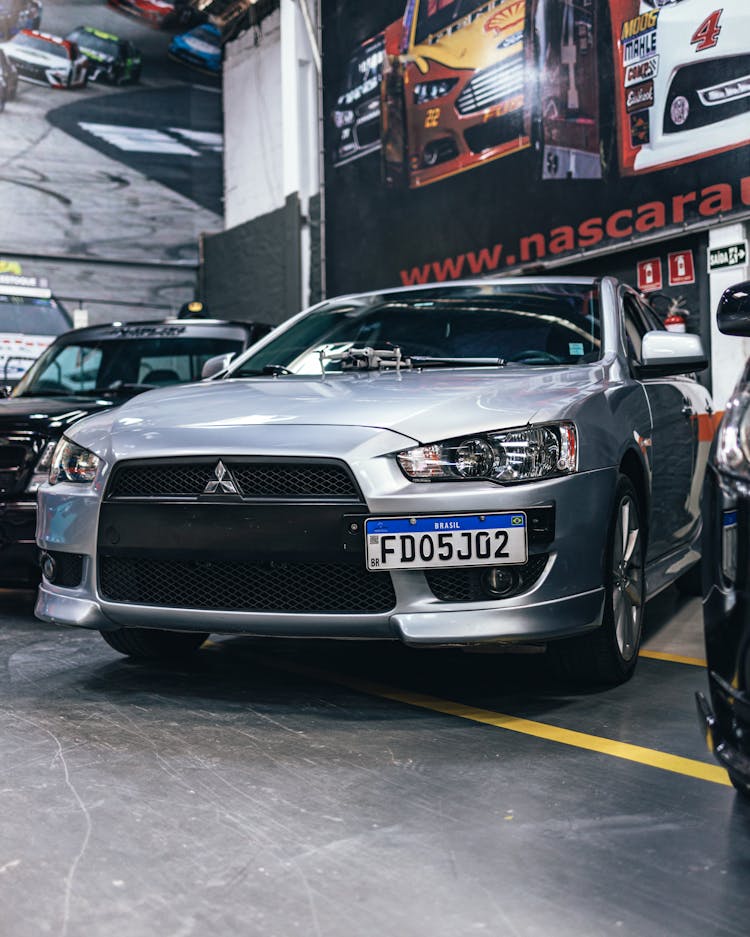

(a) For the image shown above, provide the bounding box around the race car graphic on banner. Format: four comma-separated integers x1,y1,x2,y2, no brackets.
322,0,750,294
611,0,750,176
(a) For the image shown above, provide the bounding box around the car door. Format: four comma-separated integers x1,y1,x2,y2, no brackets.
622,291,705,561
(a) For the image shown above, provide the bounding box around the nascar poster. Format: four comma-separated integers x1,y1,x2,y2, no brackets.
0,1,223,269
322,0,750,294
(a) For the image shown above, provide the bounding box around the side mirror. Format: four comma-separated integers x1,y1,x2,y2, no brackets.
0,385,11,399
639,331,707,378
201,352,235,380
717,281,750,336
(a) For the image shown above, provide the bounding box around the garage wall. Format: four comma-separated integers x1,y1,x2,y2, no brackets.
203,0,322,323
709,221,750,410
223,11,284,229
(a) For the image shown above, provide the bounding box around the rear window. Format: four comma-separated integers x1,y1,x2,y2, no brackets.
0,294,71,336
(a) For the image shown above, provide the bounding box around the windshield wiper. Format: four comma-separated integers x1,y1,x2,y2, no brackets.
320,346,505,371
77,382,158,395
408,356,506,368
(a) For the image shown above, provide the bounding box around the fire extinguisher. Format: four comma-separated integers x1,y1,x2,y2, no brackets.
663,296,688,333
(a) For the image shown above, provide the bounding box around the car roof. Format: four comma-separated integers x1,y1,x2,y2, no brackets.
321,276,602,306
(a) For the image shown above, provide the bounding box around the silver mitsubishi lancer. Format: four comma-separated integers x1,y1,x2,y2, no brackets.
35,278,711,685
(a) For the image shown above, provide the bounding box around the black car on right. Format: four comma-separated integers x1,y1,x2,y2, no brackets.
698,280,750,799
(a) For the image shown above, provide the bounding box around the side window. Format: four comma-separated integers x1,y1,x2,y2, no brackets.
638,297,665,333
622,295,647,364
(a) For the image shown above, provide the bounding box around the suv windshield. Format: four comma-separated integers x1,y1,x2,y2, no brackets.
0,295,70,335
415,0,489,45
13,336,243,397
229,283,601,377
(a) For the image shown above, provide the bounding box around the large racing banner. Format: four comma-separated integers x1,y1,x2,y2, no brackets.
322,0,750,294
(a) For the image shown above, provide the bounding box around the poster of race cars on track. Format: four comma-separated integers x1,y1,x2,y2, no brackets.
322,0,750,295
0,0,228,268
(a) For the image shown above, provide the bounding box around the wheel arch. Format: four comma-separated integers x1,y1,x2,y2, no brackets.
618,447,650,545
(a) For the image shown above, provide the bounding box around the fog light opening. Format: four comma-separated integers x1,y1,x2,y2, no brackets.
483,566,520,598
41,553,57,583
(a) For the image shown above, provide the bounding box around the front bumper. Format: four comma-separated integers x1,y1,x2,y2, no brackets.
0,500,38,585
36,465,615,644
696,677,750,788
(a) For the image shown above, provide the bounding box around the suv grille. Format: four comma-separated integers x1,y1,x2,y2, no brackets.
98,556,396,613
108,460,361,500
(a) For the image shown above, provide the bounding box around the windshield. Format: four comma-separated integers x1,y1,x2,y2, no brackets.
415,0,490,45
14,34,68,57
228,283,601,377
13,336,243,397
0,295,70,335
338,35,384,105
69,30,117,56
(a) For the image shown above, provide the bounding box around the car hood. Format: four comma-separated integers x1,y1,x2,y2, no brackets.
0,396,114,435
68,364,608,460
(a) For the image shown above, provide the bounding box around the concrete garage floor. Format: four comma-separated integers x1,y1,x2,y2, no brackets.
1,588,749,937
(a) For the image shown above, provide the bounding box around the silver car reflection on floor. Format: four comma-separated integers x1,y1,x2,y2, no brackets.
35,278,711,685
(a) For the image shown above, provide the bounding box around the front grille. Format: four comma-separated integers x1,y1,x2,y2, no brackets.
98,556,396,613
13,60,52,83
665,54,750,134
455,55,524,115
426,554,549,602
0,435,42,496
108,459,361,500
355,117,380,148
463,111,524,153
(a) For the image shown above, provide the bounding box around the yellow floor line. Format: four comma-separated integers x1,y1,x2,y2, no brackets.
261,657,730,788
639,649,707,668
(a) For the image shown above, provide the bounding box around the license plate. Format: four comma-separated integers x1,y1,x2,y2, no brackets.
365,512,527,572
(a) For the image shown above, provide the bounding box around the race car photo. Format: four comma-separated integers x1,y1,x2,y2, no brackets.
64,26,142,84
107,0,201,29
168,23,221,75
330,30,387,168
5,29,88,88
610,0,750,176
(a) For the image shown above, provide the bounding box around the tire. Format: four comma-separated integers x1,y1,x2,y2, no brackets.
552,476,645,686
100,628,208,660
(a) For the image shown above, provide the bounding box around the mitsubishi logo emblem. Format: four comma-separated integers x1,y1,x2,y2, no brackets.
204,461,238,495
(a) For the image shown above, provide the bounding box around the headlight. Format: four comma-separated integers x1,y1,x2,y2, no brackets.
413,78,458,105
333,109,355,128
397,423,577,484
716,385,750,481
25,440,58,493
49,437,101,485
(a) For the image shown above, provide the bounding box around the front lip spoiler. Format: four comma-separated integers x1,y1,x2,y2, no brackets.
696,676,750,786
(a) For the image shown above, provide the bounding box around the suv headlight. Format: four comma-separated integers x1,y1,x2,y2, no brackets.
716,385,750,481
413,78,458,105
397,423,577,483
25,440,58,493
49,437,101,485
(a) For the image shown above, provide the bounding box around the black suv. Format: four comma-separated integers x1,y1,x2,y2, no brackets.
0,317,270,585
698,280,750,798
